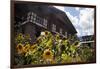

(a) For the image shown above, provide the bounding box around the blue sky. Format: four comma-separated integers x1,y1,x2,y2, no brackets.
64,7,80,18
54,6,94,37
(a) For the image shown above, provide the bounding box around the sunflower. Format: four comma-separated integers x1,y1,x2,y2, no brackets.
46,38,53,48
23,44,30,53
41,32,45,36
43,49,53,62
30,44,37,52
16,43,24,54
25,34,31,40
55,34,60,40
15,33,24,44
44,31,49,35
25,44,37,56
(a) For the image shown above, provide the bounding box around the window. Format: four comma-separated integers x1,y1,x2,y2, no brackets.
27,12,47,29
65,32,67,38
30,15,33,22
27,12,37,23
27,12,32,21
43,18,48,28
60,28,62,34
36,16,40,23
69,34,71,39
27,14,30,21
52,24,56,32
37,16,43,25
27,12,31,16
32,12,37,23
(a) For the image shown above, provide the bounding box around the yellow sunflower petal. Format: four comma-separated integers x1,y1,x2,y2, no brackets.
43,49,53,62
24,44,30,53
16,43,24,54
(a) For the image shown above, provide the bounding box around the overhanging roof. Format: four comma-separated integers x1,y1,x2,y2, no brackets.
15,3,77,34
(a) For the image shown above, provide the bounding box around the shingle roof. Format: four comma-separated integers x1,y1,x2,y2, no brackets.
15,3,77,34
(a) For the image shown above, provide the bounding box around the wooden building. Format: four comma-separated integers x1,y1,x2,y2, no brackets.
14,3,77,42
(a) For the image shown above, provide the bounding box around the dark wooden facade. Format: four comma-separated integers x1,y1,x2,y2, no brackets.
14,3,77,42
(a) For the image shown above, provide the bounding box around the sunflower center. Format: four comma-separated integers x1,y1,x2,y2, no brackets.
45,32,48,35
19,45,22,49
46,52,50,55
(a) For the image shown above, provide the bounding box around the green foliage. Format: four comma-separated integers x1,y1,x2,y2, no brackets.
15,31,95,65
80,46,94,62
15,33,24,44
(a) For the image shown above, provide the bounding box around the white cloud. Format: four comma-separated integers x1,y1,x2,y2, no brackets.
64,7,94,37
65,11,82,36
54,6,83,36
75,7,80,11
79,8,94,36
54,6,81,36
65,12,78,26
54,5,94,37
